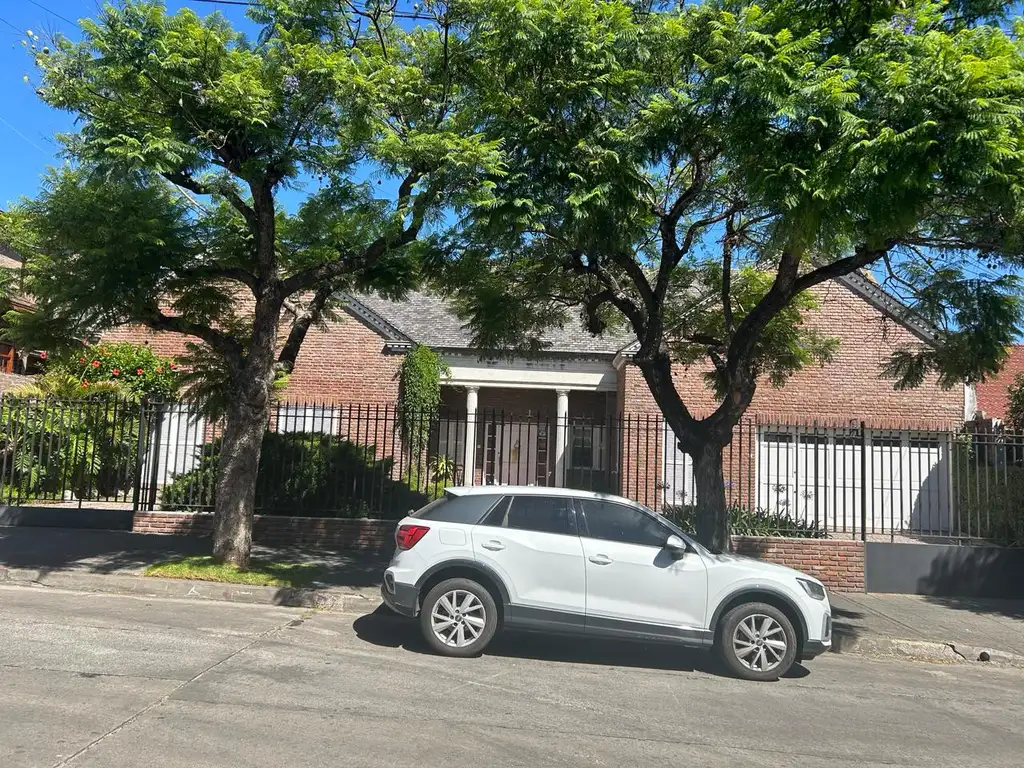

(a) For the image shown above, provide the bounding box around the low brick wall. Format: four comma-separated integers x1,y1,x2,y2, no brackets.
732,536,865,592
132,512,394,552
133,513,865,591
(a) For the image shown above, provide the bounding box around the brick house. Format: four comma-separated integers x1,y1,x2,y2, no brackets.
974,344,1024,422
106,272,971,536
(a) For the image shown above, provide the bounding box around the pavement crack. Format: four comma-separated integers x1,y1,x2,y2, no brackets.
947,643,969,661
48,615,295,768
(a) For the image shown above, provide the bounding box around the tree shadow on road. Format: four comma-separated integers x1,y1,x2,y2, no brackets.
352,606,810,680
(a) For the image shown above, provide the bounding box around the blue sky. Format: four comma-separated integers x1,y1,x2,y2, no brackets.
0,1,258,210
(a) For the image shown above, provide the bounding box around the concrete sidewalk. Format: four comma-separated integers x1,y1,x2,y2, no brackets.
831,592,1024,663
2,525,1022,665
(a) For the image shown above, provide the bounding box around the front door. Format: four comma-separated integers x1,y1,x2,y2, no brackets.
471,495,587,627
575,498,708,641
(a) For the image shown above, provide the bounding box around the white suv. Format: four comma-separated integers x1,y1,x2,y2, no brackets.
381,486,831,681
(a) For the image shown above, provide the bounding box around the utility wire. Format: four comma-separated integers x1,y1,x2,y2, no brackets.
25,0,79,28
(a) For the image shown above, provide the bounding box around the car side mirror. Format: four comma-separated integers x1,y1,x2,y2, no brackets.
665,535,687,557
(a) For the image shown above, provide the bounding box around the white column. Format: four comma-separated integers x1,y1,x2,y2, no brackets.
463,387,479,487
554,389,570,487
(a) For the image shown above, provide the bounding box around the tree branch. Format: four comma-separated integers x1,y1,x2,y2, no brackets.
277,285,334,373
280,170,432,296
722,214,736,335
161,170,257,232
139,307,244,363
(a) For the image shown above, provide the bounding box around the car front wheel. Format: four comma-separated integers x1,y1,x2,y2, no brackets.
717,602,798,681
420,577,499,657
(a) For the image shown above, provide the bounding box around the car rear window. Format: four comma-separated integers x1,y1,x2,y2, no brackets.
409,494,502,525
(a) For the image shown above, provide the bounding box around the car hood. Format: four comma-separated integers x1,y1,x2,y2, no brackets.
702,550,820,584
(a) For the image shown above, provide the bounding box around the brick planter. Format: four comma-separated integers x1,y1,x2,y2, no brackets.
132,512,394,553
731,536,865,592
133,513,865,591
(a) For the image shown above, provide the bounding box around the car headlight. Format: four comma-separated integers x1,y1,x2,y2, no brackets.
797,578,826,600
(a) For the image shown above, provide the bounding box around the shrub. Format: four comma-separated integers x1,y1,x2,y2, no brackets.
663,504,827,539
48,342,178,400
161,431,433,518
954,459,1024,546
0,395,139,500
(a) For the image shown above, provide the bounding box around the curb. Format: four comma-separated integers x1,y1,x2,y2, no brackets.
832,634,1024,668
0,566,382,613
4,566,1023,669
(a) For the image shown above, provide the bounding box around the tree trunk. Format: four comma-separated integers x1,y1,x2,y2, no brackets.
212,397,269,568
691,441,731,553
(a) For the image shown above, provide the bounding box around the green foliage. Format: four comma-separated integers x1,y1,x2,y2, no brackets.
1006,373,1024,433
0,396,140,501
38,342,180,401
397,345,450,458
443,0,1024,402
953,446,1024,546
663,504,827,539
160,431,432,518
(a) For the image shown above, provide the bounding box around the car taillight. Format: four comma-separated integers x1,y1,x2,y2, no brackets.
396,524,430,550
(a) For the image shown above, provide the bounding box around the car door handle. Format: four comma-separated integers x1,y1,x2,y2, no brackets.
588,554,613,565
481,540,506,552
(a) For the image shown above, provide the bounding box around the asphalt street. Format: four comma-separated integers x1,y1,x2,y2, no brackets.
2,585,1023,768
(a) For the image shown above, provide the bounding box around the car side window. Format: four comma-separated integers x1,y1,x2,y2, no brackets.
481,495,575,536
578,499,671,548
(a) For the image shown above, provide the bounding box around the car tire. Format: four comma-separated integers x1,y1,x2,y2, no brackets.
717,602,798,682
420,577,499,658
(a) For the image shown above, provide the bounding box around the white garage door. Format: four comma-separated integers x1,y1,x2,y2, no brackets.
152,404,207,483
756,428,951,535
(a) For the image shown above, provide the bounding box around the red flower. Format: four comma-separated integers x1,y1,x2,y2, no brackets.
79,357,86,364
91,360,100,368
169,363,177,370
155,367,163,373
81,380,89,389
39,351,47,360
136,368,144,375
112,368,120,376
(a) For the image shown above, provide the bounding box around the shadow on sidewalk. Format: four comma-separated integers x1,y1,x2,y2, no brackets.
920,596,1024,621
352,606,811,679
0,526,211,578
0,526,388,589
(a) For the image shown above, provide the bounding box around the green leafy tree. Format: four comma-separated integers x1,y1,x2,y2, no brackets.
2,1,500,566
1005,373,1024,432
445,0,1024,551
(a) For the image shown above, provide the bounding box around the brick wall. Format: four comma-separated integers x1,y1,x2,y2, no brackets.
620,281,964,428
132,512,395,552
103,305,403,406
133,512,864,591
732,536,865,592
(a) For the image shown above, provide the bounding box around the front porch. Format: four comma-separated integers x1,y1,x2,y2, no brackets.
433,354,620,491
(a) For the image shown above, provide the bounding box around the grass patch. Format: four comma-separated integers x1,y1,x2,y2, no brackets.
144,556,324,588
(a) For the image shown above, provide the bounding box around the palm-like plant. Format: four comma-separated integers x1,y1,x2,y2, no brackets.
2,373,139,500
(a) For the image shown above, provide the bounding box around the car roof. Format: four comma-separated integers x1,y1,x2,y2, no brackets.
445,486,634,504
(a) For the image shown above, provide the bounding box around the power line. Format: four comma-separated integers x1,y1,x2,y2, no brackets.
24,0,79,28
0,15,23,35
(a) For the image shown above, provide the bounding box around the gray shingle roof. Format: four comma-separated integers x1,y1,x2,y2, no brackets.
352,291,633,356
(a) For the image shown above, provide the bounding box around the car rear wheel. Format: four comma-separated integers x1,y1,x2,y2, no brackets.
717,602,798,681
420,578,499,657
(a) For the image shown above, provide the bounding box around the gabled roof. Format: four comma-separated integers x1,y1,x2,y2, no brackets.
349,291,633,356
344,273,941,359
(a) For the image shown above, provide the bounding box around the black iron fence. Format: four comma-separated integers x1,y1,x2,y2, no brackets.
0,396,1020,546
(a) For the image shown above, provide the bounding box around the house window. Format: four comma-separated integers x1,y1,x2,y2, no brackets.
570,424,605,470
277,405,338,435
